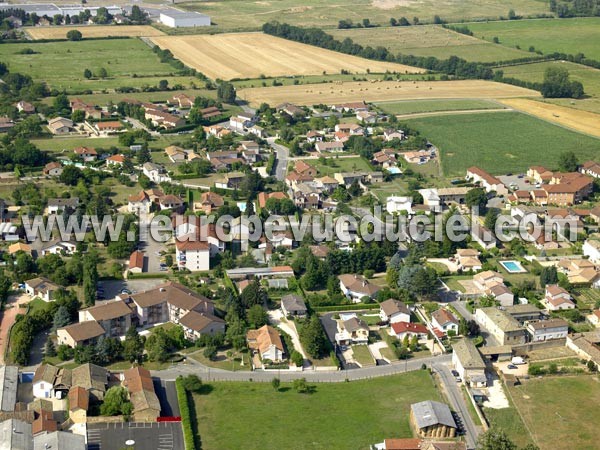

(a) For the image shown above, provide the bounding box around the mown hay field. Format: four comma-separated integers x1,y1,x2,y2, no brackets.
403,111,600,176
329,25,530,63
25,25,165,39
150,32,424,80
237,79,539,106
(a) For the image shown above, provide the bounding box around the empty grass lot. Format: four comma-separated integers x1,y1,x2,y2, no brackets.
376,99,504,115
468,18,600,61
24,25,165,39
329,26,530,63
0,39,198,93
300,156,372,176
179,0,549,31
509,376,600,450
193,370,442,450
402,111,600,176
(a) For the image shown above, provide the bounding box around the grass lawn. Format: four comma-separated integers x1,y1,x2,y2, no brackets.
180,0,548,32
193,370,442,450
190,350,251,371
32,135,183,154
509,375,600,450
330,25,530,63
376,99,504,115
0,38,199,93
27,298,52,314
483,401,533,449
468,18,600,61
501,60,600,98
402,111,600,176
350,344,374,366
461,386,482,426
300,156,372,176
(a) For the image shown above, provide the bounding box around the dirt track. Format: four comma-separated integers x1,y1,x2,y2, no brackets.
498,98,600,138
238,79,540,106
150,32,424,80
0,293,30,364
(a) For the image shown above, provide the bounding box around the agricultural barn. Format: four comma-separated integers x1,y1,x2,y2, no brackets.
410,400,457,438
159,10,211,28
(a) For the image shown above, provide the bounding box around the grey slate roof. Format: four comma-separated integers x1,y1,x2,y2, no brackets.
0,418,33,450
411,400,457,430
452,339,486,370
33,431,85,450
281,294,307,314
0,366,18,412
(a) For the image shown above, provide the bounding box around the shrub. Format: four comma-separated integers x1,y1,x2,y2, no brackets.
176,376,197,450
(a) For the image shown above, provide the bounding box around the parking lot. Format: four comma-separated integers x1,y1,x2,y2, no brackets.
87,421,184,450
97,278,165,300
498,174,539,192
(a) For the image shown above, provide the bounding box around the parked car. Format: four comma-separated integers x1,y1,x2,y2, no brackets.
120,288,132,295
451,370,460,377
507,364,518,370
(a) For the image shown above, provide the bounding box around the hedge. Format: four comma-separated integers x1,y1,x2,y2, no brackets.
175,377,196,450
312,303,380,313
126,273,170,280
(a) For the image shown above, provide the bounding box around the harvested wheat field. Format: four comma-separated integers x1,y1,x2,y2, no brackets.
150,32,424,80
238,80,540,106
499,98,600,138
25,25,165,39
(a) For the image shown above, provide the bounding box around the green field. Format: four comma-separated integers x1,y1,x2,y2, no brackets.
298,156,372,176
468,18,600,60
0,38,199,92
509,376,600,450
330,25,530,63
501,61,600,97
32,135,183,153
376,99,504,115
180,0,550,31
193,371,443,450
403,111,600,176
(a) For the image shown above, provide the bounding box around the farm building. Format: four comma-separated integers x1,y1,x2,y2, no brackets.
452,338,487,387
159,10,211,28
410,400,457,438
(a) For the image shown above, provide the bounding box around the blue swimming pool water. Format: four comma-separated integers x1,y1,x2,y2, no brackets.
500,260,524,273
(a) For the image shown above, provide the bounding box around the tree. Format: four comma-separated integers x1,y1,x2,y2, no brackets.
66,29,82,41
71,109,85,123
146,329,170,362
44,338,56,357
508,8,517,19
203,345,217,360
101,386,132,416
97,67,108,79
247,304,269,328
557,151,579,172
271,377,280,391
241,279,267,308
158,79,169,90
291,350,304,367
466,187,488,214
123,326,144,363
217,82,236,103
83,68,92,79
293,377,309,393
540,266,558,287
59,165,83,186
484,208,500,231
53,305,71,331
541,66,584,99
180,375,203,393
299,316,329,359
477,428,517,450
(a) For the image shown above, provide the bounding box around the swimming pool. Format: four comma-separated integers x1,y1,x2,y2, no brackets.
499,260,527,274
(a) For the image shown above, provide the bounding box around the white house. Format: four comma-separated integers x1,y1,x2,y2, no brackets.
33,364,58,399
246,325,285,363
386,196,413,215
175,239,210,272
40,239,77,256
544,285,575,311
583,240,600,264
142,162,171,183
452,338,487,387
431,309,459,335
127,191,151,214
390,322,428,341
379,299,410,324
25,277,59,302
488,283,514,307
338,274,381,303
526,318,569,342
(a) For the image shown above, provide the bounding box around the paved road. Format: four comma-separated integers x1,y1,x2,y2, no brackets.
269,140,289,181
153,379,180,417
451,299,500,347
152,353,451,382
432,363,481,450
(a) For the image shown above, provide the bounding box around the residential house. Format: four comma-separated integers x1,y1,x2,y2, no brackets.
144,108,185,129
127,190,151,214
580,160,600,179
71,363,108,402
34,431,85,449
105,154,125,167
473,271,504,291
471,224,497,250
95,121,123,133
401,150,432,164
197,106,222,119
129,250,144,273
16,100,35,114
488,283,514,307
159,194,183,212
314,176,339,193
122,367,161,422
143,162,171,183
315,141,344,153
32,409,57,436
503,304,544,323
334,172,367,187
178,310,225,342
246,325,285,362
24,277,59,302
526,318,568,342
175,239,210,272
455,249,482,272
336,317,370,345
373,149,398,169
544,284,575,310
281,294,308,318
527,166,553,184
78,300,133,338
588,310,600,327
278,102,305,117
39,238,77,256
452,338,487,387
0,366,18,412
215,172,245,190
73,146,97,162
338,274,381,303
431,309,459,335
204,124,231,139
418,187,470,212
258,191,288,210
195,191,224,214
583,239,600,264
390,322,428,341
410,401,457,438
43,162,63,177
475,307,527,346
306,131,323,143
335,123,363,135
32,365,60,399
56,321,105,348
386,196,413,215
466,167,508,195
294,160,317,177
332,101,368,113
225,266,295,280
169,93,195,109
67,386,88,424
8,242,31,256
47,197,79,214
379,299,410,324
165,145,187,162
383,129,405,141
356,110,377,123
47,117,73,135
0,117,15,133
543,172,594,205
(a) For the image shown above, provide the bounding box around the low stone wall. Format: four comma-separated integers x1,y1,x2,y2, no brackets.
512,338,566,356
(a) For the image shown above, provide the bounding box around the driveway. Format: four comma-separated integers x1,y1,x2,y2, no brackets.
268,140,289,181
0,293,30,364
268,310,308,363
153,378,180,417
